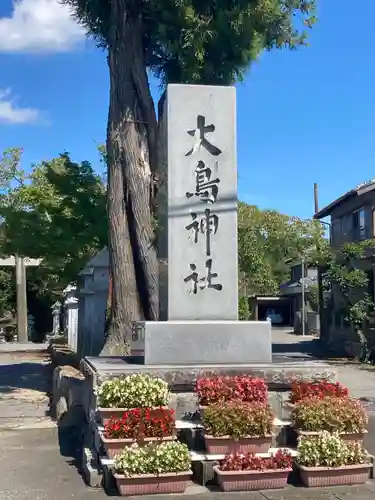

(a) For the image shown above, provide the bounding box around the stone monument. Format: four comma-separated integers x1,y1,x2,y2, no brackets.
134,84,271,364
79,86,337,488
63,284,79,352
52,301,61,336
77,248,110,357
27,313,35,341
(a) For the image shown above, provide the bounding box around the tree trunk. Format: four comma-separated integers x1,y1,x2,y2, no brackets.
101,3,158,355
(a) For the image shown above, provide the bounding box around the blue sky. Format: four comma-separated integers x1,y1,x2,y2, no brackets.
0,0,374,219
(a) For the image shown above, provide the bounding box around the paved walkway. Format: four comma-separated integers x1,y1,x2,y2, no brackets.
2,340,375,498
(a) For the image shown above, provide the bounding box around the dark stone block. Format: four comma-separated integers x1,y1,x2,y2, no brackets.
192,460,219,486
178,427,205,450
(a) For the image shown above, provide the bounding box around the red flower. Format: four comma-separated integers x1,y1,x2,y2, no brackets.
221,450,292,472
289,381,348,404
195,376,267,405
103,407,176,440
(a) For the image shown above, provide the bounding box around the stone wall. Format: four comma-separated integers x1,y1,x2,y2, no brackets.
324,321,375,359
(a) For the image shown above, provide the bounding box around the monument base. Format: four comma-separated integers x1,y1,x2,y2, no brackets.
133,320,272,365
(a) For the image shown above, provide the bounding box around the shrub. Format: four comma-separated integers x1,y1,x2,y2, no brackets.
96,374,169,408
202,401,273,439
292,396,368,434
104,407,175,439
196,375,267,406
289,381,348,404
221,449,293,471
114,441,191,476
297,431,368,468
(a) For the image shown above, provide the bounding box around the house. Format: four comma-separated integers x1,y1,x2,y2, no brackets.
280,262,319,334
248,295,293,326
314,180,375,355
248,262,319,332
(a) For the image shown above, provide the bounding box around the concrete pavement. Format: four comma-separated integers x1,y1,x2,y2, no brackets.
1,426,375,500
3,341,375,498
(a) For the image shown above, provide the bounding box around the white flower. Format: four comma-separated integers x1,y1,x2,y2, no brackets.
96,374,170,408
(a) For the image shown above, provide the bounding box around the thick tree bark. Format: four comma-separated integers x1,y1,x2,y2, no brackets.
101,2,158,355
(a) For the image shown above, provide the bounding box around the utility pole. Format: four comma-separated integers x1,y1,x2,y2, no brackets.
15,255,28,342
314,182,319,214
301,255,306,336
0,256,42,343
314,182,325,341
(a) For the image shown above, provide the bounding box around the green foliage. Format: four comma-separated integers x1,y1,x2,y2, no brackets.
238,202,325,295
61,0,317,85
239,296,250,320
0,148,107,314
320,240,375,358
0,269,15,319
306,283,319,312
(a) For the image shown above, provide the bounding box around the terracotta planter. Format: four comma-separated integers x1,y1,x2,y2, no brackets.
98,406,168,427
113,470,192,496
98,408,128,426
101,434,176,459
204,434,272,454
296,462,371,488
295,429,367,445
214,465,291,491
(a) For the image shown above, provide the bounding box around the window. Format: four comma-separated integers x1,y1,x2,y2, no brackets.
352,208,366,240
291,265,301,282
291,264,307,282
342,214,352,241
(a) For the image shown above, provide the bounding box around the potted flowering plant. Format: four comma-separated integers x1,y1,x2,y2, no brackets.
113,441,192,496
196,376,267,410
96,374,170,425
214,449,293,491
102,407,176,458
296,431,371,487
288,381,348,405
291,397,368,443
202,401,273,454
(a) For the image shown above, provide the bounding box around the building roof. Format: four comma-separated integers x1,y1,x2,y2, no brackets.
314,179,375,219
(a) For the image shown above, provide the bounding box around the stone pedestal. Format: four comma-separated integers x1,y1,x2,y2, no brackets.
135,320,272,365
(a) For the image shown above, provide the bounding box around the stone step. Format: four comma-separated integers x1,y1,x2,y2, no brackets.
95,417,291,432
100,446,297,468
93,417,293,453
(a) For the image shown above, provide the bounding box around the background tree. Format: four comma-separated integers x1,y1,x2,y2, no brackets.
238,202,324,296
319,241,375,361
62,0,317,354
0,148,107,333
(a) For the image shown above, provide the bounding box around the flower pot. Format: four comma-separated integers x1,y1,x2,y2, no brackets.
295,429,367,445
98,408,128,426
113,470,192,496
101,434,176,459
204,434,272,454
296,462,372,488
214,465,291,491
98,406,168,427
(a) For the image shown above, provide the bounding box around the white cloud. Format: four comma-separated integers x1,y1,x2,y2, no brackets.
0,88,41,124
0,0,85,53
